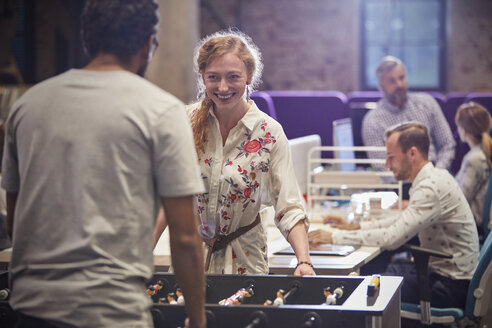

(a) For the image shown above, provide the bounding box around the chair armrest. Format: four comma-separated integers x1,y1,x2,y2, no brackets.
403,244,452,259
403,243,452,305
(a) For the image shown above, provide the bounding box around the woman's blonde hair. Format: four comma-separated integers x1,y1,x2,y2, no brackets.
190,29,263,156
455,101,492,167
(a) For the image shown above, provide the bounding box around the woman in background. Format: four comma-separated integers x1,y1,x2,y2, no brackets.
156,29,314,276
455,102,492,236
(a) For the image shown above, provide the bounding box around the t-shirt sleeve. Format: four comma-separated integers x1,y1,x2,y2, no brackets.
153,102,204,197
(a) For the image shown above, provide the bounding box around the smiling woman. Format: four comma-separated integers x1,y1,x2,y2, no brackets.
158,29,315,277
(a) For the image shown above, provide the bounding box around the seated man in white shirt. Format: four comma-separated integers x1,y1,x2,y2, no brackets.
309,122,479,309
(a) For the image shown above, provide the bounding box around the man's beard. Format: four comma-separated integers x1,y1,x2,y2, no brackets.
137,61,150,78
387,88,408,107
393,157,411,181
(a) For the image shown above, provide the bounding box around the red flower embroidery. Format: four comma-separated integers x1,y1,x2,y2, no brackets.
237,267,246,274
243,187,252,198
243,139,262,153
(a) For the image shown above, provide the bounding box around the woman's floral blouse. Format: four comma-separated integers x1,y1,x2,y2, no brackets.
187,101,309,275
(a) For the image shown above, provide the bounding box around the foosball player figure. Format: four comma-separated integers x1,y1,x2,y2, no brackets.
263,299,272,306
324,286,344,305
176,287,185,304
167,292,177,304
219,285,254,306
0,288,10,301
158,297,167,304
146,280,164,296
323,287,333,305
273,289,285,306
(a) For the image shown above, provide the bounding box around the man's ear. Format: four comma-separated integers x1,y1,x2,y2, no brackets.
409,146,418,158
140,35,155,61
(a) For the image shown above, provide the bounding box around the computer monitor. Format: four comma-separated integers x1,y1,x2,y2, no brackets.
332,118,356,172
288,134,321,195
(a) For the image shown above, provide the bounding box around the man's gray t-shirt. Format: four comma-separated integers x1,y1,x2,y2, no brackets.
1,69,204,327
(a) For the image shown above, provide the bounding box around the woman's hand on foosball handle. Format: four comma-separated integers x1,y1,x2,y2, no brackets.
294,262,316,276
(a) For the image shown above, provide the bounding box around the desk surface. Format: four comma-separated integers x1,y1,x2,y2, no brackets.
266,224,381,275
0,223,381,276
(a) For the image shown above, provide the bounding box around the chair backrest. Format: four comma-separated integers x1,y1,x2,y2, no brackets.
426,91,446,111
482,172,492,239
465,93,492,116
263,90,348,149
465,231,492,319
346,91,383,105
443,92,468,132
348,102,377,158
250,91,278,120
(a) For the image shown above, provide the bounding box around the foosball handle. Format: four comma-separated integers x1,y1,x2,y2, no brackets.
206,310,217,328
150,308,165,327
244,310,268,328
302,311,321,328
284,280,303,304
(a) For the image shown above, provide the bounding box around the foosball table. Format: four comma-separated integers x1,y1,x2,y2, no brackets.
148,273,402,328
0,272,403,327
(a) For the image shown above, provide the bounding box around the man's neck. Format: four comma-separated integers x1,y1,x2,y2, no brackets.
408,160,429,183
83,54,135,73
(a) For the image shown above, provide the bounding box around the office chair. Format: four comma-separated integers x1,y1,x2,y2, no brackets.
482,172,492,240
401,233,492,327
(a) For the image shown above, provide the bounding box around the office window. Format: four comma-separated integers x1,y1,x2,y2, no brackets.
361,0,445,90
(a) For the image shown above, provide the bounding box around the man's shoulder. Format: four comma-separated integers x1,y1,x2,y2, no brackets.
463,147,488,167
363,101,387,124
117,76,185,114
407,92,438,107
429,167,457,191
20,70,73,96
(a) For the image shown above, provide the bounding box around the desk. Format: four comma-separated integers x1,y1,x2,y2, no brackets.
266,224,381,275
0,223,382,276
268,246,381,276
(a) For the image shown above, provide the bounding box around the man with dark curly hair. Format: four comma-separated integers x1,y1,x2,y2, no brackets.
2,1,205,327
